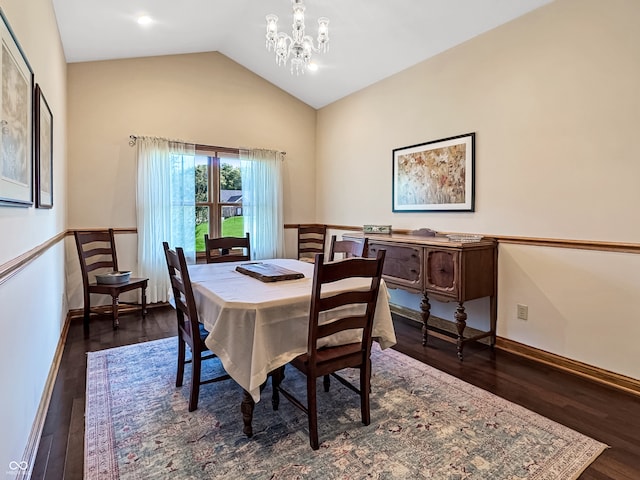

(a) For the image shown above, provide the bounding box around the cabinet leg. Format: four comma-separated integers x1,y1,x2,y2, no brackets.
490,294,497,347
420,293,431,346
455,303,467,361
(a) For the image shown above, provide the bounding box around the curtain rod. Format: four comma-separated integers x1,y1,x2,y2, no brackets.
129,135,286,155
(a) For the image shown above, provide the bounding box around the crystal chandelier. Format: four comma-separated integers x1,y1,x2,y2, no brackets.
265,0,329,75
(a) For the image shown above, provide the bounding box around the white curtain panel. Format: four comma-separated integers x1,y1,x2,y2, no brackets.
136,137,196,303
240,149,285,260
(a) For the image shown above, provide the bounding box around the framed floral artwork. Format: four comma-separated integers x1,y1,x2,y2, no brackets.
0,8,33,207
35,84,53,208
392,133,475,212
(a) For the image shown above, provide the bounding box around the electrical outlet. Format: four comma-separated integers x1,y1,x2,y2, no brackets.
517,304,528,321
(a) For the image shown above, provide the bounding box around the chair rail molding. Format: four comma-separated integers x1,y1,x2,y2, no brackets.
284,224,640,255
3,227,637,286
0,229,140,286
0,232,66,285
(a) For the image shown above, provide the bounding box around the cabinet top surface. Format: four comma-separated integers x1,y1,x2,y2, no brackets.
344,232,496,248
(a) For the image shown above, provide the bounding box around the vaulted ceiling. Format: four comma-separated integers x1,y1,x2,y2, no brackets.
52,0,553,108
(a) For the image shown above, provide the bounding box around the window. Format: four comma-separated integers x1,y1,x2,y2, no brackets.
195,148,243,253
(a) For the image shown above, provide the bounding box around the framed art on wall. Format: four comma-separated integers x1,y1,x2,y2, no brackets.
392,133,475,212
35,84,53,208
0,8,34,207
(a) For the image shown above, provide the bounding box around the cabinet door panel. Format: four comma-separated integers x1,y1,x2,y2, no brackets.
425,249,459,299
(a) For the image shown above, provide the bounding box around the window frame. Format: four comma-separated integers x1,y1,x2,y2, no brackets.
195,145,241,257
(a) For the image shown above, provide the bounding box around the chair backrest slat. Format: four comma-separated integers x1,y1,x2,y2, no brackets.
84,261,118,273
317,315,368,339
82,246,114,258
317,290,373,312
204,233,251,263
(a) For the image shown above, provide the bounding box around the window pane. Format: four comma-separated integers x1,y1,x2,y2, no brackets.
220,156,243,237
221,209,244,237
195,156,209,202
195,205,209,252
219,157,241,203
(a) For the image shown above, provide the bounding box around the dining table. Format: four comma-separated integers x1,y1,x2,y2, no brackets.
187,257,397,436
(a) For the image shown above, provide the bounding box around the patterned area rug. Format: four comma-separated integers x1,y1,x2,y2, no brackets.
85,338,606,479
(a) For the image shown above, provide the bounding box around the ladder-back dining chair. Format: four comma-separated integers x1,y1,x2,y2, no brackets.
73,229,147,330
328,235,369,262
297,224,327,263
163,242,231,411
203,233,251,263
275,249,387,450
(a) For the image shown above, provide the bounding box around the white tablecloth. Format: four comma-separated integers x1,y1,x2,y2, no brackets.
188,258,397,402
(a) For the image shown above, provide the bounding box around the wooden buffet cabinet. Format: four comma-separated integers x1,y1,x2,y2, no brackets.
344,233,497,360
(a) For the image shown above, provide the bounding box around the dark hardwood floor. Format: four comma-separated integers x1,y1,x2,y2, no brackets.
32,307,640,479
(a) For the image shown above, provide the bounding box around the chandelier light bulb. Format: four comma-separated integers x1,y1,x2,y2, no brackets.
264,0,329,75
317,17,329,53
137,15,153,26
265,14,279,50
292,4,305,30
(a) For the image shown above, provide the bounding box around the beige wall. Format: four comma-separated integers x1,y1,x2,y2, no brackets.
317,0,640,379
65,52,317,308
318,0,639,240
0,0,68,472
67,52,316,230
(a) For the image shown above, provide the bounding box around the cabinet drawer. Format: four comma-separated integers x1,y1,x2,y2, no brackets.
368,242,422,291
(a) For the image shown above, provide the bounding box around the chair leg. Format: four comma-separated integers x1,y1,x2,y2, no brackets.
111,295,119,329
189,351,201,412
83,298,91,331
271,366,285,411
323,374,330,392
308,375,319,450
176,337,185,387
360,360,371,426
241,390,256,437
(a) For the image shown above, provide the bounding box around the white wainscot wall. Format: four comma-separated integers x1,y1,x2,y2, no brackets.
497,243,640,380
